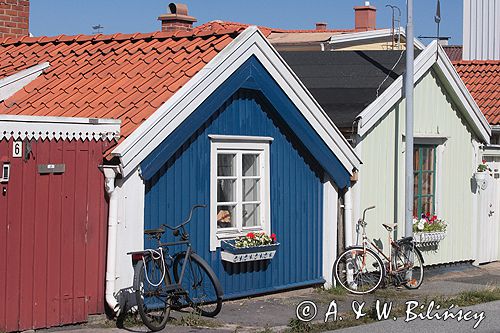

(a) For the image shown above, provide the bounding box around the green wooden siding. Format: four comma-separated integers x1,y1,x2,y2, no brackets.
358,69,479,265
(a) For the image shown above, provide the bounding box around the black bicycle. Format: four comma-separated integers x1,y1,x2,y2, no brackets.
128,204,223,331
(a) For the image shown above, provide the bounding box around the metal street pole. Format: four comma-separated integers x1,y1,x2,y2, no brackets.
405,0,414,237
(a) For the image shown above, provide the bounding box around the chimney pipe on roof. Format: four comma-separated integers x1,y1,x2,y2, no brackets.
354,1,376,31
315,22,327,31
0,0,30,39
158,3,197,32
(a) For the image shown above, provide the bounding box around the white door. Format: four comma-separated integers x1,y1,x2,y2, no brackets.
477,157,500,263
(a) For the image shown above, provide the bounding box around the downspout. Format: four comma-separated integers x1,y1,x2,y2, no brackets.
102,165,121,314
344,187,353,247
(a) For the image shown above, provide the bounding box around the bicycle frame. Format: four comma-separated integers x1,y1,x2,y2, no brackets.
354,206,408,276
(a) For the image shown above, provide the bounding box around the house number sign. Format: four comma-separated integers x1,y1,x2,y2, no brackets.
12,141,22,158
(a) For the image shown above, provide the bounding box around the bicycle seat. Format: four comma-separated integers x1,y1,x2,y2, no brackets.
382,223,398,232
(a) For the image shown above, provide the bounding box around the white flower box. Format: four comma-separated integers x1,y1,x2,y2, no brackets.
220,240,279,263
414,231,446,245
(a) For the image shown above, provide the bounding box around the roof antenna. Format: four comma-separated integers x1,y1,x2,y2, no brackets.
434,0,441,60
92,24,104,34
385,5,401,50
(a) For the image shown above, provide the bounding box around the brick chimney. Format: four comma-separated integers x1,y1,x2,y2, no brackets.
0,0,29,39
158,3,197,32
315,22,327,31
354,1,376,31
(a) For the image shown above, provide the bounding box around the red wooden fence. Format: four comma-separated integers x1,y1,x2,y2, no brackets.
0,139,109,332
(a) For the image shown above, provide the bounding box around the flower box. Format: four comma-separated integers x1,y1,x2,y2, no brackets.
220,239,279,263
414,231,446,245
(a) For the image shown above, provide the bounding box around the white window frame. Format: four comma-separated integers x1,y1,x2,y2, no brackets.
209,135,272,251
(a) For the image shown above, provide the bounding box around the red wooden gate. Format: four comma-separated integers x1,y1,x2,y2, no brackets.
0,139,109,332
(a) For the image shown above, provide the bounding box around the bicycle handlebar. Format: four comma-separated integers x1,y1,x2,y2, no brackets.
361,205,376,224
161,204,207,231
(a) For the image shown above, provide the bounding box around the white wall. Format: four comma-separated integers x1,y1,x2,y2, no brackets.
114,167,145,293
323,179,338,288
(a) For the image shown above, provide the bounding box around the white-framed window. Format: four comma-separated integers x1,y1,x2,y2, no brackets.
209,135,272,251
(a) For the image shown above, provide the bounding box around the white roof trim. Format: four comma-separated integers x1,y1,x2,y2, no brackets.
0,62,50,102
357,40,491,143
112,26,361,178
0,115,121,141
328,27,425,50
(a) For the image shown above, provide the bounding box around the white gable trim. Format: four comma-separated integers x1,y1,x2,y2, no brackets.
112,26,361,178
0,62,49,102
0,115,120,141
357,40,491,143
327,28,425,50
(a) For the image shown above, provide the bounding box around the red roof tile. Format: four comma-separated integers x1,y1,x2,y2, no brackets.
0,29,243,148
194,20,356,37
454,60,500,125
443,45,463,61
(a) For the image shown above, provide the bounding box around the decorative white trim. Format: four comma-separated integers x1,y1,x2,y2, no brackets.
112,26,361,178
357,41,491,143
0,115,121,141
208,134,274,143
209,136,271,251
0,62,50,102
327,27,425,50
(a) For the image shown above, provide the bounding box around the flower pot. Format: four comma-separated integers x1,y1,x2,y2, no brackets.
220,239,279,263
414,231,446,246
474,172,489,190
474,171,488,181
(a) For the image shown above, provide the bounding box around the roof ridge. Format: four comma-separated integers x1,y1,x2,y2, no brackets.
453,60,500,65
0,28,243,46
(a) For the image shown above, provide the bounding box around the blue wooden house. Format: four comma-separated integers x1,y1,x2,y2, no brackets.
106,26,361,306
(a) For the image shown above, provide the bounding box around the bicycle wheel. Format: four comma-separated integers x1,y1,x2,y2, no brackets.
173,252,223,317
333,246,384,294
393,242,424,289
135,256,172,331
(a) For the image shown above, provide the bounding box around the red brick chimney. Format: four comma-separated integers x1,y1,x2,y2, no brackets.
0,0,29,39
158,3,197,32
315,22,327,31
354,1,376,31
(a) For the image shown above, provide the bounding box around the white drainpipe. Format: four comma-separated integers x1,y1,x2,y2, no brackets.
344,187,353,247
102,165,121,314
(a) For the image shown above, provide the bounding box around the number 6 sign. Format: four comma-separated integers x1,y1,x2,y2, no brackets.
13,141,22,158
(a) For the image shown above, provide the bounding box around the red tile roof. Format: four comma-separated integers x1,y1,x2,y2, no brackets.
443,45,463,61
0,28,243,147
194,20,356,37
454,60,500,125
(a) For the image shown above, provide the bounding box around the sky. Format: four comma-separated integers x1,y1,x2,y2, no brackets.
30,0,464,45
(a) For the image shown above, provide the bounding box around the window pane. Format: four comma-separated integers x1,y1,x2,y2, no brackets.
243,203,260,227
422,147,435,171
422,172,434,195
413,197,419,217
242,154,259,177
217,205,235,229
413,148,420,170
217,179,235,202
421,196,434,216
217,154,235,176
243,179,260,202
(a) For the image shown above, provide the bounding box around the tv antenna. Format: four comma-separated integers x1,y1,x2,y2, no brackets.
385,5,401,50
92,24,104,34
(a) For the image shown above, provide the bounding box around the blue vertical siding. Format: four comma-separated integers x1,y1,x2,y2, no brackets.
144,89,324,299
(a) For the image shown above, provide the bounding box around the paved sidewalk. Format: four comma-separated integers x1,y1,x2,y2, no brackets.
39,261,500,333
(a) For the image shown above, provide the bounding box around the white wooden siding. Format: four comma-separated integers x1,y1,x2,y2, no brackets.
463,0,500,60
